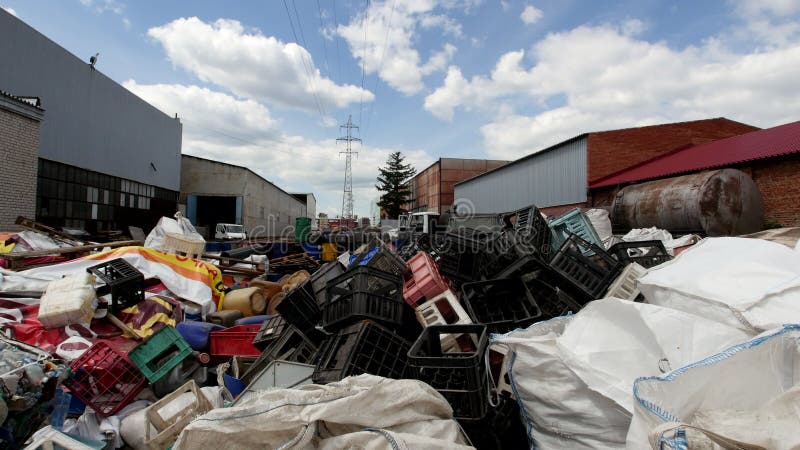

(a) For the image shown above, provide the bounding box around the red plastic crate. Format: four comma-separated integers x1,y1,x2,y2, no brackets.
63,341,146,417
210,324,262,357
403,252,450,307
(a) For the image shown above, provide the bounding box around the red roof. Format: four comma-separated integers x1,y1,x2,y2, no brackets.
590,120,800,188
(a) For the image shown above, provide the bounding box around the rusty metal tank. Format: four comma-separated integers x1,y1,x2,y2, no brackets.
611,169,764,236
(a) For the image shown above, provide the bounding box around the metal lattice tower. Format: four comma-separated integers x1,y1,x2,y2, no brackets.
336,115,360,219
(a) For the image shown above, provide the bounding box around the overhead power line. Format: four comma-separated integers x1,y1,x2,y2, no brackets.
282,0,328,120
358,0,370,131
365,0,396,134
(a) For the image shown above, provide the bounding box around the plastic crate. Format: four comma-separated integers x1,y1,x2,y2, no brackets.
209,324,262,357
513,205,554,262
275,282,321,333
350,239,407,278
63,341,146,417
252,315,287,350
144,380,213,450
312,320,414,384
398,234,431,261
86,258,144,311
303,261,345,306
549,233,623,302
604,262,648,301
549,208,603,255
523,277,584,320
432,233,485,285
608,240,672,268
408,324,489,419
461,278,542,334
242,325,322,385
403,251,450,307
129,326,193,383
322,266,405,332
163,232,205,259
414,290,473,353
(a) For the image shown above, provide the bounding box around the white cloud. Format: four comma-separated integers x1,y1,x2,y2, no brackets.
733,0,800,17
124,81,433,218
122,17,131,30
2,5,16,16
147,17,373,113
425,21,800,159
79,0,124,15
729,0,800,46
520,5,543,25
337,1,465,95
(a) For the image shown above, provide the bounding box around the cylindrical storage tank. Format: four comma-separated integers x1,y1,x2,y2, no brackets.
611,168,764,236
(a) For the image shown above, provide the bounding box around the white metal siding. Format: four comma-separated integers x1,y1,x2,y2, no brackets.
454,138,587,213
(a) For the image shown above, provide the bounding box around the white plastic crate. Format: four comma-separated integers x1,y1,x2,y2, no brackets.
414,289,473,352
604,262,648,301
38,274,97,329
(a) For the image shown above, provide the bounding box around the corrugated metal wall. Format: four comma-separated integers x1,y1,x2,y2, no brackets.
454,138,587,213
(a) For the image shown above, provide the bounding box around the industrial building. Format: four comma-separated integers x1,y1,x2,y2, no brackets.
180,155,308,239
406,158,509,214
0,91,43,230
454,118,758,216
290,193,316,220
590,120,800,228
0,9,182,233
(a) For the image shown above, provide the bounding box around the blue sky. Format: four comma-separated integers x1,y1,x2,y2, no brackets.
2,0,799,219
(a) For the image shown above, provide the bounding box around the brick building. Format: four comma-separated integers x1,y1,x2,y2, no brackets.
590,120,800,228
454,118,758,216
0,90,43,230
406,158,509,215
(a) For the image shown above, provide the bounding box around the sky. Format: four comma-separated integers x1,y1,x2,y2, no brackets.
2,0,799,220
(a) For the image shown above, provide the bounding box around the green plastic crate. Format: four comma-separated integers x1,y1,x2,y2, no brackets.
129,326,193,383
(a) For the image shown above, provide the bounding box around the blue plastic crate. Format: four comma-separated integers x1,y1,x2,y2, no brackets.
549,208,603,255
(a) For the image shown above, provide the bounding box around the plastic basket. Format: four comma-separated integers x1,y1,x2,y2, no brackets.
608,240,672,268
350,239,407,278
549,233,622,302
303,261,345,307
403,251,450,307
408,324,489,419
461,278,542,334
128,326,193,383
513,205,554,262
523,277,584,320
86,258,144,311
252,315,287,350
312,320,414,384
144,380,213,450
209,324,262,357
163,232,205,259
432,233,485,285
398,234,431,261
414,290,473,353
604,262,648,301
275,282,321,333
322,266,405,332
63,341,146,417
549,208,603,255
242,324,322,385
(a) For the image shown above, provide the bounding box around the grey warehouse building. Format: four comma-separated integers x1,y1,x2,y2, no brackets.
181,155,308,239
0,10,182,233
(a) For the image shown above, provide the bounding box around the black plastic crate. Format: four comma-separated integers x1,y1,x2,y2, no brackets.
350,238,407,278
276,282,321,334
302,261,345,306
408,324,489,419
513,205,554,262
312,320,414,384
608,240,672,269
252,315,287,350
322,266,405,332
87,258,144,311
242,324,322,385
461,279,542,334
549,233,622,302
523,277,584,319
480,230,551,279
398,234,432,262
432,233,486,285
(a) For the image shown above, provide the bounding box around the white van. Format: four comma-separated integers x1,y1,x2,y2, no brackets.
215,223,246,240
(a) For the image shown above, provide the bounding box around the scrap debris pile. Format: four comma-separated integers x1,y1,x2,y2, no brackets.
1,208,800,449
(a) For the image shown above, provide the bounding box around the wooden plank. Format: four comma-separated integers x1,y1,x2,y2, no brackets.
0,240,141,260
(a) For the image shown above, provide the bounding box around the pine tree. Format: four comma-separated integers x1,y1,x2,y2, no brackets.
376,152,416,219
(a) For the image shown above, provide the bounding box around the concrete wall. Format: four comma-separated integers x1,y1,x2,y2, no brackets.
408,158,509,214
305,194,316,219
181,155,306,236
0,96,42,230
455,138,588,213
0,10,182,190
